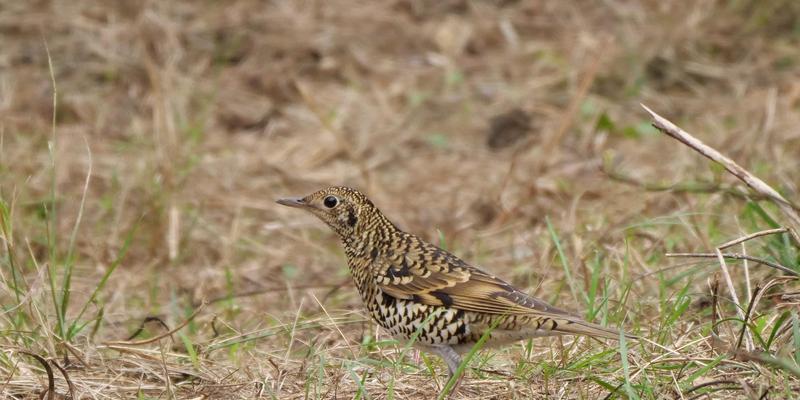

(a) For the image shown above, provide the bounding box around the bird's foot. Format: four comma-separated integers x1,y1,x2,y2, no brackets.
431,345,464,398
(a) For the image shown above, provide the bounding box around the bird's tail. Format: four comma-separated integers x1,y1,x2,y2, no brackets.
553,317,636,341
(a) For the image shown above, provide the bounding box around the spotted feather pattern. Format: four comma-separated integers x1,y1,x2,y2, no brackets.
280,186,629,351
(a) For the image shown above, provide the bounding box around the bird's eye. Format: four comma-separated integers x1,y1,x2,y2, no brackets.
323,195,339,208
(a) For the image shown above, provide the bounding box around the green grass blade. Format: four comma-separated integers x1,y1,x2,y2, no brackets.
44,37,63,340
619,329,640,400
546,216,585,305
793,312,800,367
179,332,199,369
67,217,140,339
59,138,92,337
0,197,23,302
765,311,790,351
679,355,724,391
437,317,502,400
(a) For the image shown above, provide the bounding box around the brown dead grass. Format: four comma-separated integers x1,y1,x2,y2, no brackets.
2,0,800,398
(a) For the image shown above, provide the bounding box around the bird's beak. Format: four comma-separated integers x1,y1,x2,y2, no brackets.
276,196,307,208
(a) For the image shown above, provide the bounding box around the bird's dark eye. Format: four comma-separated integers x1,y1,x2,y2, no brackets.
323,195,339,208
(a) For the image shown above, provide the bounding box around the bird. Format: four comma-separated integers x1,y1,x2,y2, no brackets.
277,186,631,393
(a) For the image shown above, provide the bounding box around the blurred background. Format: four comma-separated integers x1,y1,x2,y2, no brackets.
2,0,800,398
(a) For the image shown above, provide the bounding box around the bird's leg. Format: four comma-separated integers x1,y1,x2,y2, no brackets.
431,345,464,396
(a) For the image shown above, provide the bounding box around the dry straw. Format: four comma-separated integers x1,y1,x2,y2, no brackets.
642,104,800,354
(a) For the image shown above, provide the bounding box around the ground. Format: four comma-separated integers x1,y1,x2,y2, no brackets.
2,0,800,399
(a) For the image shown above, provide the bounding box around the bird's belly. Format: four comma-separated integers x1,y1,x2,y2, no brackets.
366,290,469,346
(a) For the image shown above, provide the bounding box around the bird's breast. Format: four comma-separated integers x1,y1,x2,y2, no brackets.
355,284,470,346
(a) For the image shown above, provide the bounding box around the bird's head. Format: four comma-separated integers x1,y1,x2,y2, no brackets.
277,186,384,239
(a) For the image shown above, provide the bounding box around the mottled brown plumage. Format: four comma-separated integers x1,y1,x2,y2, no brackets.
277,186,630,390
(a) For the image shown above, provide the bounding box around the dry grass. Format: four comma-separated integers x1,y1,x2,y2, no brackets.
2,1,800,398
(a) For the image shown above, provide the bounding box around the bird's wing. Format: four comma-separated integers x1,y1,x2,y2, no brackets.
373,241,574,318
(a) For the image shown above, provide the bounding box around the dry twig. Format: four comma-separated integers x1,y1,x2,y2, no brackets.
18,351,55,400
667,252,797,276
717,228,791,251
641,104,800,233
126,316,172,341
102,302,206,346
713,247,752,350
735,285,760,352
50,359,75,399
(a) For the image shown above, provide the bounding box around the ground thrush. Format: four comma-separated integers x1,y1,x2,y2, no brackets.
277,186,630,392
